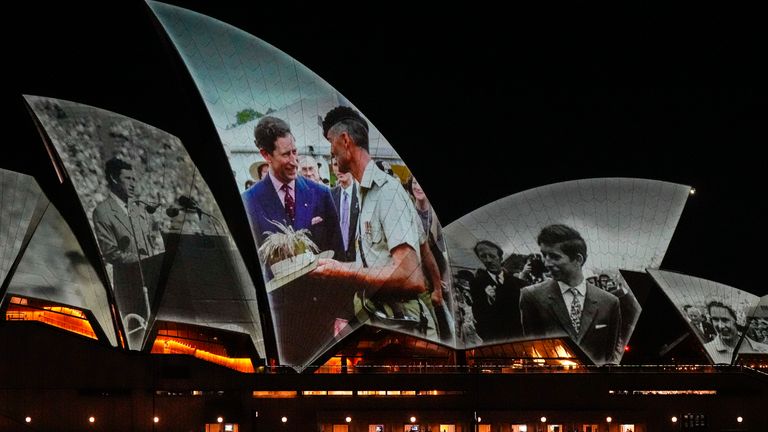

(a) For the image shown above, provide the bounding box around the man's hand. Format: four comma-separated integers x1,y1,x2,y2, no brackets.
431,281,446,306
310,258,345,280
518,260,533,280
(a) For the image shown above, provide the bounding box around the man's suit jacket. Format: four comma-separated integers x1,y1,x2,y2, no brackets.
242,174,343,267
92,194,164,349
92,195,161,265
331,182,360,262
520,279,621,365
470,269,527,343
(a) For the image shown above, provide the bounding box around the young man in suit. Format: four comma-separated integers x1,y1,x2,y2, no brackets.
92,157,163,265
241,116,343,277
519,224,622,365
330,156,359,262
92,156,164,349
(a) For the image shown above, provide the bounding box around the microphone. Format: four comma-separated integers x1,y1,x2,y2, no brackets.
169,195,225,236
134,200,160,214
165,196,199,218
177,195,199,210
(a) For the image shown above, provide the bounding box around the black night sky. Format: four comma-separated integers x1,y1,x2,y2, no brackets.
5,1,766,296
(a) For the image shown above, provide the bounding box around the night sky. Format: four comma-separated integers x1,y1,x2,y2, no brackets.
6,1,766,296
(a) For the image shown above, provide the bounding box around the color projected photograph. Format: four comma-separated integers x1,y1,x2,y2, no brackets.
150,1,454,367
0,169,48,293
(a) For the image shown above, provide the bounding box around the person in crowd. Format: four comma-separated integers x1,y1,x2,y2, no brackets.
257,162,270,180
249,161,270,183
331,156,359,262
683,304,717,342
375,160,395,177
595,272,642,354
298,154,322,183
453,270,483,345
520,224,622,365
455,269,476,307
405,175,453,341
470,240,528,343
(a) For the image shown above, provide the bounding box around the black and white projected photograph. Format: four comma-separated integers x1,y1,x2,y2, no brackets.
5,204,117,347
650,269,768,364
0,169,48,292
149,1,455,367
25,95,264,356
445,178,690,364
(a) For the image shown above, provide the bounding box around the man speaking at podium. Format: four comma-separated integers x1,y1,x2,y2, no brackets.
92,157,164,265
92,156,164,349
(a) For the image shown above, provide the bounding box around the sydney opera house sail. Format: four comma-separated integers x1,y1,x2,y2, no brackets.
444,178,690,363
24,95,264,357
149,1,454,367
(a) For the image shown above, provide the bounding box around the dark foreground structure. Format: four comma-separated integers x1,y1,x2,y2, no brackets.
1,323,766,432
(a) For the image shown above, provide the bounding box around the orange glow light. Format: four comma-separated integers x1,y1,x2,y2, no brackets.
151,336,254,373
5,298,97,340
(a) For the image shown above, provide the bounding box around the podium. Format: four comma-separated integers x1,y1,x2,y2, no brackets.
112,252,163,350
158,233,257,324
267,272,358,368
113,233,258,350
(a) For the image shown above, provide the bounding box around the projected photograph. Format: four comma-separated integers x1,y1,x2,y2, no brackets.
6,204,117,346
445,178,691,364
0,169,48,293
150,1,455,367
650,269,768,364
25,96,264,356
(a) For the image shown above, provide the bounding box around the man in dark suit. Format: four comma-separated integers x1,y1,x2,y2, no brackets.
470,240,527,343
520,224,622,365
330,156,359,262
241,116,343,278
683,304,717,342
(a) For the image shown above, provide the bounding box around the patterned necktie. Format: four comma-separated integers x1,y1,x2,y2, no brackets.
281,183,295,224
340,190,350,250
569,287,582,333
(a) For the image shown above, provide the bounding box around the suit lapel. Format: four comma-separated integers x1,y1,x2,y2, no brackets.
332,187,341,210
294,177,311,228
108,196,132,234
577,283,601,342
546,280,578,339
